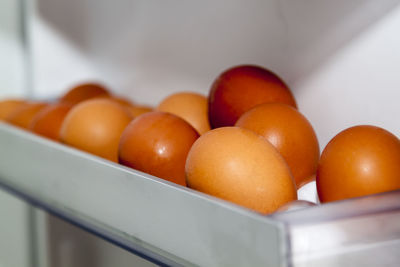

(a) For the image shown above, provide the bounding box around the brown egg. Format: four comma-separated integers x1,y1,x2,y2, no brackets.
317,125,400,203
0,99,26,120
119,111,199,186
236,103,320,188
30,103,72,140
157,92,211,135
185,127,297,214
6,102,48,129
276,200,316,213
208,65,297,128
60,99,132,162
59,82,110,105
127,105,153,117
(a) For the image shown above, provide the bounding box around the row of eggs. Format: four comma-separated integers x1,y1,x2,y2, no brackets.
1,65,399,214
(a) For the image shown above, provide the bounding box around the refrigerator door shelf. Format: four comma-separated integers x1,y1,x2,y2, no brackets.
1,122,400,266
0,122,285,267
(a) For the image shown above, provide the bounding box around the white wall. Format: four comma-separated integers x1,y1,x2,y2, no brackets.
294,0,400,148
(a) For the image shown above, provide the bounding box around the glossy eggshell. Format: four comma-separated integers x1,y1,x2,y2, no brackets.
317,125,400,203
59,83,110,105
236,103,320,188
118,111,199,186
0,99,26,120
185,127,297,214
30,103,72,140
6,102,48,129
208,65,297,128
157,92,211,135
60,99,132,162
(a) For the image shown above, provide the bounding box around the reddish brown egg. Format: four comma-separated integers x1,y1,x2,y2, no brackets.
6,102,48,129
30,103,72,140
59,82,110,105
208,65,297,128
317,125,400,203
236,103,320,188
185,127,297,214
60,99,132,162
157,92,211,135
118,111,199,186
0,99,26,120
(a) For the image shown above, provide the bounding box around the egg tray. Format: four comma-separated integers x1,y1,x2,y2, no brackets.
0,122,399,267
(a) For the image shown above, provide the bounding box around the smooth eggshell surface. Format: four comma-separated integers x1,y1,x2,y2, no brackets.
185,127,297,214
158,92,211,135
208,65,297,128
30,103,72,141
0,99,26,120
6,102,48,129
236,103,320,188
60,99,132,162
119,111,199,186
59,82,110,105
317,125,400,203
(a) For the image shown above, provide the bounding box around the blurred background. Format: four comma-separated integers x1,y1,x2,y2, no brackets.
0,0,26,98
